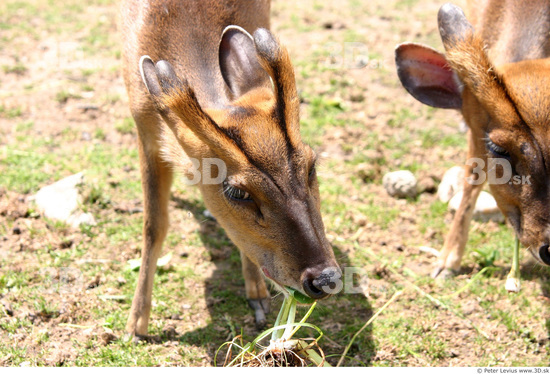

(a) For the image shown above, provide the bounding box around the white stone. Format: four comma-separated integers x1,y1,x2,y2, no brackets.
203,209,215,220
67,212,97,227
458,119,469,134
437,166,464,203
382,170,418,199
33,172,96,228
448,190,504,222
505,277,521,293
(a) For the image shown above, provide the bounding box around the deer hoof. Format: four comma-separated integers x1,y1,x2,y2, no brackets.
122,332,159,344
248,298,270,328
431,266,457,279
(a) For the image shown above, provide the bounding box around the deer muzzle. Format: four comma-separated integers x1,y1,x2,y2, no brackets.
301,265,342,300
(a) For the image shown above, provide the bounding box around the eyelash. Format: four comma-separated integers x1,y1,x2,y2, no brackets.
223,161,316,202
485,137,510,157
223,180,252,201
308,165,316,179
309,158,318,179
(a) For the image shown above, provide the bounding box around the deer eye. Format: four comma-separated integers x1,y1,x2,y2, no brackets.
485,137,510,158
308,165,316,179
223,180,252,202
308,157,318,180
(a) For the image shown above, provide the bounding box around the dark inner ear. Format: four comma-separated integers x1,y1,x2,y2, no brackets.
395,43,463,109
140,55,162,97
155,60,180,93
219,26,270,98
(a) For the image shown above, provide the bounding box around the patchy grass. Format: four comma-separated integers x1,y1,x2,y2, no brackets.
2,62,27,75
0,0,549,368
115,117,135,135
0,104,23,119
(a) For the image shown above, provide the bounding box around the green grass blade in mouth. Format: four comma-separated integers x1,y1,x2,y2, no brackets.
285,286,315,304
505,237,521,293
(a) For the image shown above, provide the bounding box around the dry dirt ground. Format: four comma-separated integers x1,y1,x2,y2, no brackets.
0,0,549,367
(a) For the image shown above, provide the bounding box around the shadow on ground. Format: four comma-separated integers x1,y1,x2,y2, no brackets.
150,195,375,367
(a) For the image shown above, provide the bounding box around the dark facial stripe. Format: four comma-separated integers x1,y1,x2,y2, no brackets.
495,77,550,181
498,78,545,172
270,66,296,156
266,64,301,188
219,125,287,192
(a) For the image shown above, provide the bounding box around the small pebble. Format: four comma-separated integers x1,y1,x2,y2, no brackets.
383,170,418,199
437,166,464,203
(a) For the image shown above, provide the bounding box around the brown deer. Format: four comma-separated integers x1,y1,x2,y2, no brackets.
120,0,341,337
395,1,550,277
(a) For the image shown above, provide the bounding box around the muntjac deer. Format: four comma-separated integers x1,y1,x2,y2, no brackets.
395,1,550,277
120,0,341,337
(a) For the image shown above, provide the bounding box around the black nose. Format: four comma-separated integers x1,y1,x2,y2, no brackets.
539,244,550,266
303,276,327,299
302,267,341,300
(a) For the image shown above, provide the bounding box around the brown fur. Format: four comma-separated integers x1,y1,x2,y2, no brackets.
120,0,339,337
469,0,550,65
444,35,518,122
396,1,550,275
437,0,550,273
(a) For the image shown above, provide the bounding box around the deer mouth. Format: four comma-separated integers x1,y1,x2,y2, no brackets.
261,266,287,289
261,266,271,279
261,266,311,301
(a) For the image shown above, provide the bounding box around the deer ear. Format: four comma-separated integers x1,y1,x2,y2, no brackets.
437,3,474,50
395,42,462,109
219,26,271,98
140,56,182,98
252,28,302,145
140,55,162,97
435,4,515,121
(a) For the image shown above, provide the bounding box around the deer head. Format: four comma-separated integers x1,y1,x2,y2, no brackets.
396,3,550,266
139,27,342,299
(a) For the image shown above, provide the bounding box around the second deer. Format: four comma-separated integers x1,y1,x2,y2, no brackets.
395,1,550,277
